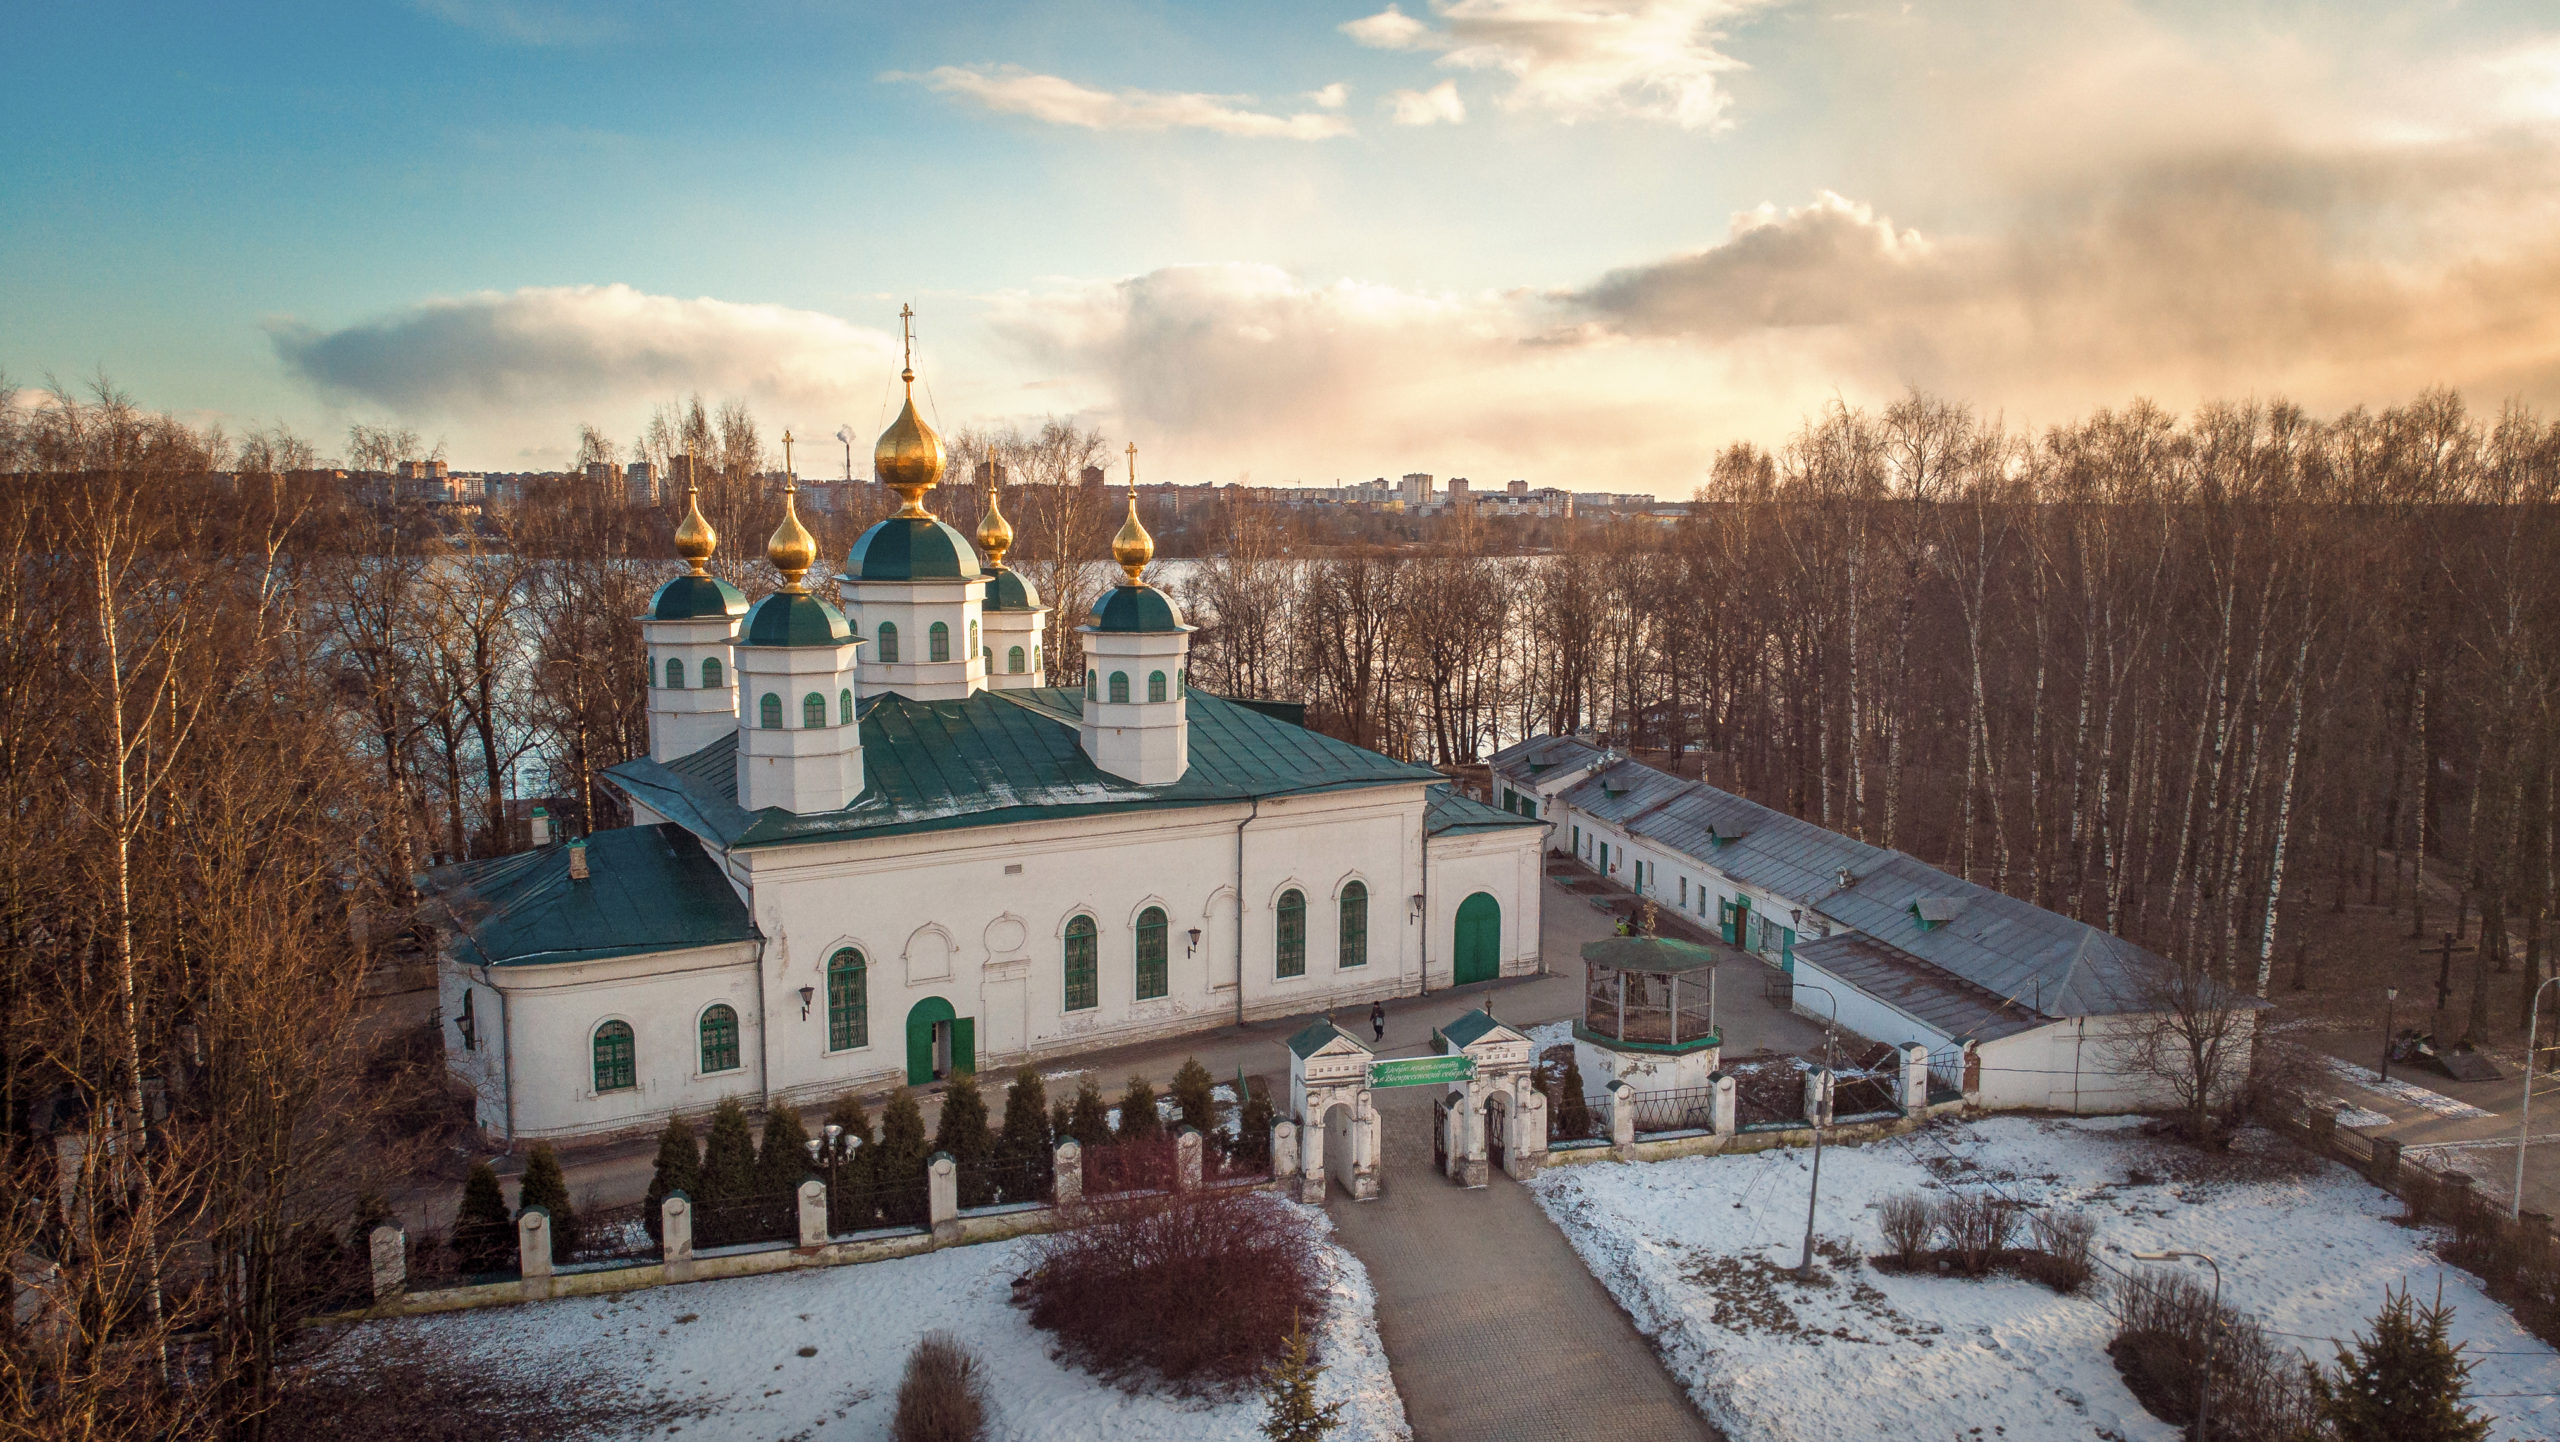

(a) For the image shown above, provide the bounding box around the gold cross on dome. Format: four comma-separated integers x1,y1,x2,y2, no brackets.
782,431,795,484
1126,441,1138,489
899,303,916,376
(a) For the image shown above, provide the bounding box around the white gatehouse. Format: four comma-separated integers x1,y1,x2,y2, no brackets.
1280,1008,1547,1200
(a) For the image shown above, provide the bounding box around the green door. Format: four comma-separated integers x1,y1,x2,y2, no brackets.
1780,926,1796,974
905,996,957,1085
1453,891,1501,985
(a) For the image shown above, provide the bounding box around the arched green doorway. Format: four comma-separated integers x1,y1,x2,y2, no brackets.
1453,892,1501,985
904,996,973,1085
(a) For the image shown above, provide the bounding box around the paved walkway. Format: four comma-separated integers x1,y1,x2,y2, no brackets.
1325,1085,1721,1442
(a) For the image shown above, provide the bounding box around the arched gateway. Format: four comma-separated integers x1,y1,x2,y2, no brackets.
1280,1008,1547,1201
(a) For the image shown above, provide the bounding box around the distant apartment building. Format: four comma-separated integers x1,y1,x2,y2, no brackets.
626,460,657,507
1398,472,1434,508
585,460,624,491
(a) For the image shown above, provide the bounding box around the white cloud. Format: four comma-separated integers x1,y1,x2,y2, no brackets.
1308,82,1350,109
269,284,899,418
898,65,1354,140
1343,0,1763,130
1390,80,1468,125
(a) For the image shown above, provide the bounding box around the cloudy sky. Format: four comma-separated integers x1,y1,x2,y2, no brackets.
7,1,2560,488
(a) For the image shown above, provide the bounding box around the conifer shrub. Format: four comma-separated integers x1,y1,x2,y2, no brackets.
1024,1185,1323,1393
1051,1098,1074,1146
1170,1057,1221,1139
1258,1310,1344,1441
821,1092,880,1232
2312,1283,2492,1442
1233,1078,1276,1171
1545,1045,1595,1141
890,1331,989,1442
516,1142,579,1262
694,1097,759,1247
451,1161,515,1275
874,1087,931,1227
934,1072,998,1207
1116,1075,1164,1143
753,1103,813,1241
995,1067,1055,1203
642,1115,700,1243
1065,1075,1111,1149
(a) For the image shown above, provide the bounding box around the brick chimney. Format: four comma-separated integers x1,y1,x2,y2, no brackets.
566,837,590,881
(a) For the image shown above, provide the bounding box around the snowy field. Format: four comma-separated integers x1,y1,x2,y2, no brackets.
1532,1115,2560,1442
347,1203,1408,1442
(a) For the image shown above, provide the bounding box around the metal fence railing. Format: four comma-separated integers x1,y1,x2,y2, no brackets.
567,1201,656,1265
691,1189,802,1250
827,1171,930,1234
956,1152,1049,1210
1623,1086,1720,1135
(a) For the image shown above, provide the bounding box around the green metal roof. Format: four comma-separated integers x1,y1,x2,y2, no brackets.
606,687,1445,851
420,825,760,969
1086,583,1186,633
1287,1018,1364,1059
1424,783,1543,838
1579,934,1728,974
983,566,1042,613
649,572,748,621
740,591,854,647
1435,1009,1521,1051
849,515,983,581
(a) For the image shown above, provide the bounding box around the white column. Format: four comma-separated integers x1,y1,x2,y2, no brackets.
368,1223,405,1301
797,1178,829,1248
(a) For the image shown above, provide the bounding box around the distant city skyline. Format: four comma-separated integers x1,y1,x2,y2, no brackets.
7,1,2559,489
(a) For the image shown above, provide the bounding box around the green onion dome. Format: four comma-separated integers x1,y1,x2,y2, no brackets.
984,566,1042,613
649,572,748,621
848,515,984,582
740,591,854,648
1086,582,1185,633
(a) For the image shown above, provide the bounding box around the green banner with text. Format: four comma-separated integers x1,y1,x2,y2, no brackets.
1368,1053,1475,1089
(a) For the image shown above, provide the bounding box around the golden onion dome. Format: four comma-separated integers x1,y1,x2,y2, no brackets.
672,470,717,575
767,431,818,592
1111,441,1153,583
873,305,944,516
975,482,1014,569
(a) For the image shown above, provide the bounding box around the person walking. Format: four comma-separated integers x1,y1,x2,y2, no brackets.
1369,1001,1386,1045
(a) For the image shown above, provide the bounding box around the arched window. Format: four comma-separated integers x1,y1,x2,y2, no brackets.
702,656,722,688
1033,644,1042,677
1339,881,1368,968
664,657,683,689
983,648,991,669
878,622,899,662
592,1020,635,1092
699,1004,740,1073
1085,671,1098,700
827,948,867,1051
1063,915,1099,1011
1135,906,1169,1000
1008,645,1026,674
968,620,979,658
1108,672,1130,704
839,688,854,724
1276,890,1307,978
802,692,826,728
929,621,951,662
759,693,783,729
1147,670,1167,703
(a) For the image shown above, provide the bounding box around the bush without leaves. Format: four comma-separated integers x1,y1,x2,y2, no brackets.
1876,1193,1936,1266
891,1331,989,1442
2109,1267,2316,1441
2025,1209,2097,1293
1940,1191,2016,1275
1025,1186,1323,1392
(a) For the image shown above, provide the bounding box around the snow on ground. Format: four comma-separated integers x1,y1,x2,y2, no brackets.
1531,1115,2560,1442
2314,1053,2493,1119
351,1202,1408,1442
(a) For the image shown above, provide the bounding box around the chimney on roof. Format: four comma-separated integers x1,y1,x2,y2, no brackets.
567,837,590,881
1836,867,1855,889
529,805,551,848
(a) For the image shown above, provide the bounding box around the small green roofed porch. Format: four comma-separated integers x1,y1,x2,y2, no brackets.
1575,933,1726,1053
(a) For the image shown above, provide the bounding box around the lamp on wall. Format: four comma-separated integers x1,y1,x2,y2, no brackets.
798,985,815,1020
1186,927,1202,957
1410,893,1426,919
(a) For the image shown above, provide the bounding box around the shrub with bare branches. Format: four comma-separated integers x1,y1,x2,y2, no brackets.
891,1331,989,1442
1876,1193,1937,1266
1940,1191,2017,1276
2109,1267,2317,1440
1022,1186,1322,1392
2023,1209,2097,1293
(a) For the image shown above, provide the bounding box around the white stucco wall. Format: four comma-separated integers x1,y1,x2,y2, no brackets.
1787,953,1959,1059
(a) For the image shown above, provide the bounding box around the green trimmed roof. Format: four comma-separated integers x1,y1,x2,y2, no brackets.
984,566,1042,613
649,572,748,621
1424,783,1544,838
1287,1018,1366,1059
849,515,983,582
606,687,1444,850
1580,934,1728,974
1087,583,1185,633
741,591,854,647
1436,1009,1522,1051
420,825,759,968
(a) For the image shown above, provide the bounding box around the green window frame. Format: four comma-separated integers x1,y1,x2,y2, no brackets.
1008,645,1026,674
802,692,826,728
1135,906,1168,1000
929,621,950,662
1339,881,1367,968
1276,889,1307,978
1063,915,1099,1012
699,1004,740,1074
878,622,898,662
1147,670,1167,702
1085,671,1098,700
827,948,867,1051
592,1020,635,1092
701,656,721,688
664,657,684,689
1108,672,1129,704
839,688,854,724
969,620,979,657
759,693,783,729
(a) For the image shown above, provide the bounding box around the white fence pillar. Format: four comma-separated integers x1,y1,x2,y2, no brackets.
1608,1079,1637,1150
797,1178,828,1248
1709,1072,1736,1135
1271,1121,1299,1183
1298,1116,1327,1204
1175,1128,1203,1191
1053,1140,1084,1207
368,1223,405,1301
927,1154,960,1244
516,1208,553,1281
1802,1067,1834,1127
1900,1043,1930,1112
660,1194,694,1279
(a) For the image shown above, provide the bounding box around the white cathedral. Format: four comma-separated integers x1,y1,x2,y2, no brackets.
424,346,1546,1143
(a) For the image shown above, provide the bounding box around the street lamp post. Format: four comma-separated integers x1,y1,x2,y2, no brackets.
2380,987,2400,1086
804,1124,861,1234
2132,1249,2222,1442
1794,981,1839,1278
2516,976,2560,1219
